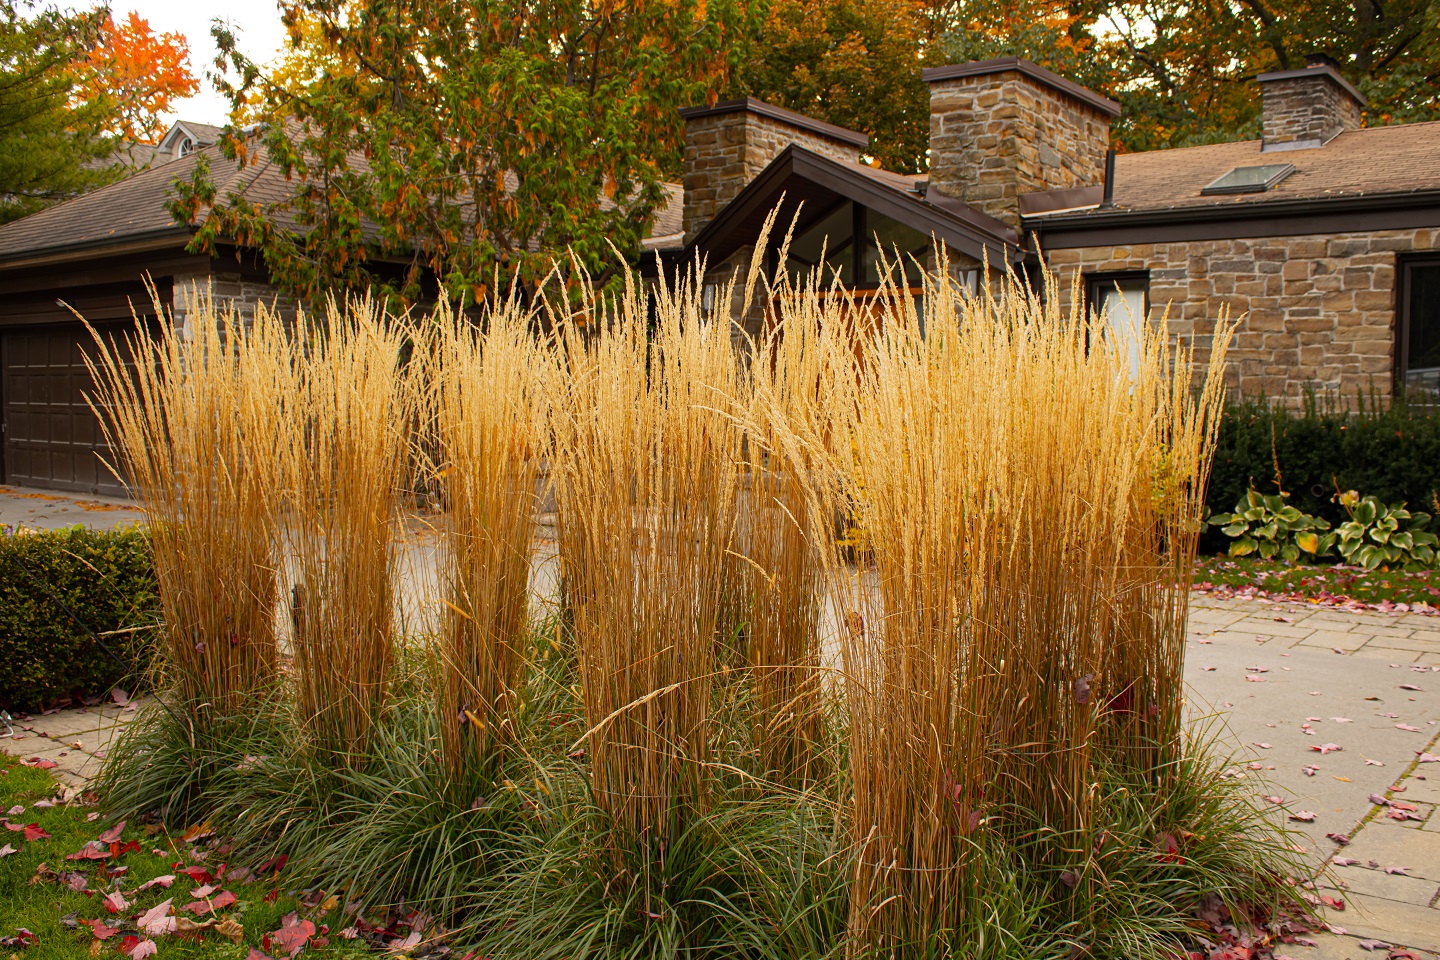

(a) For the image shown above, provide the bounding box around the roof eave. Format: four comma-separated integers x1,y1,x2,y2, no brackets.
0,227,195,272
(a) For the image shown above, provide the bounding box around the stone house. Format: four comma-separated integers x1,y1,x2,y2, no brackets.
1,57,1437,495
661,57,1440,403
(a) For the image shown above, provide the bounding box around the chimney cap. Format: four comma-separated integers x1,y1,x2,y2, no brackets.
677,97,869,149
1256,61,1365,108
921,56,1121,118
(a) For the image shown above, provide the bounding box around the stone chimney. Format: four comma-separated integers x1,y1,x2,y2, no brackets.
922,57,1119,228
678,98,868,243
1257,55,1364,150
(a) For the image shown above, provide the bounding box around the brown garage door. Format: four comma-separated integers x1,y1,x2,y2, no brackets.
1,322,133,497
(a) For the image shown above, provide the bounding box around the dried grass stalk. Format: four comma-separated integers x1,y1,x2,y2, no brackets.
423,299,551,782
86,287,290,714
285,299,414,762
547,266,743,877
805,260,1230,954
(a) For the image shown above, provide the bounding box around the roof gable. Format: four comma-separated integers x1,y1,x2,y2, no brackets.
684,144,1022,268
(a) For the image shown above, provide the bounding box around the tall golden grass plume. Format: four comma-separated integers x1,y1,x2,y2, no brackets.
547,261,743,878
85,286,290,714
284,297,415,763
422,297,552,783
810,258,1232,954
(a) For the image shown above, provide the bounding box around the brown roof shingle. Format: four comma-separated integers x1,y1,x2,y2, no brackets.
1096,121,1440,215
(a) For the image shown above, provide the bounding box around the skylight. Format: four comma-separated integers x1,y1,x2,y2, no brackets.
1201,164,1296,195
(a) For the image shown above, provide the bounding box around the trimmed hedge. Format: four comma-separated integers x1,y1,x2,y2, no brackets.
1206,392,1440,553
0,524,160,711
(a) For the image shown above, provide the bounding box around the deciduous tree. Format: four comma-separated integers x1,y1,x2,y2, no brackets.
173,0,757,307
76,11,200,144
0,1,114,223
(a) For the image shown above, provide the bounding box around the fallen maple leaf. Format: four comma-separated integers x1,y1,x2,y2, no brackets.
0,843,15,857
1311,743,1343,754
1357,940,1391,951
103,889,130,913
1332,856,1361,866
130,939,158,959
1320,894,1344,911
23,823,49,842
1396,723,1422,732
1418,753,1440,763
1398,684,1422,691
1289,811,1317,822
1384,866,1410,875
175,865,213,884
97,821,126,844
86,919,120,940
264,912,316,958
1364,758,1385,766
1326,832,1351,845
190,883,216,898
1302,764,1320,776
134,875,174,892
247,949,276,960
183,890,237,915
137,899,176,936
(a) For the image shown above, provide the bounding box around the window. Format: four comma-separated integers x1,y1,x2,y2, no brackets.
784,202,930,288
1201,164,1295,195
177,137,195,158
1087,273,1150,379
1398,256,1440,395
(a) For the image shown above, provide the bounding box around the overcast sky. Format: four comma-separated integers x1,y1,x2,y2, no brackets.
86,0,290,126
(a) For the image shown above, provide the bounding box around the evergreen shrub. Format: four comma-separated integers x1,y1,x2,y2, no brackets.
0,524,159,710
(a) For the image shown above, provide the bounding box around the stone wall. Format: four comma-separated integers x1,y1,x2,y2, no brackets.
1259,69,1363,147
1043,228,1437,401
171,270,299,336
682,109,864,242
927,72,1111,228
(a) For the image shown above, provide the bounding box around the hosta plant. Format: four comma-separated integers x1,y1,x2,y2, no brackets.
1333,490,1439,570
1211,489,1336,561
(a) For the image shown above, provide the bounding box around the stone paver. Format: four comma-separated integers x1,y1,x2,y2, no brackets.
1188,593,1440,959
1,701,140,788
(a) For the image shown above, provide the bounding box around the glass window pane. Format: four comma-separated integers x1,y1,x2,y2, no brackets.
1406,263,1440,393
786,202,853,285
1095,280,1148,380
863,212,929,285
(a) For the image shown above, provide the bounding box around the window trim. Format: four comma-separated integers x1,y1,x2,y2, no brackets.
1396,253,1440,393
1084,270,1150,321
776,200,931,290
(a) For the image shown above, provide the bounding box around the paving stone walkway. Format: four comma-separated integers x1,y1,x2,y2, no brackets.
1187,595,1440,960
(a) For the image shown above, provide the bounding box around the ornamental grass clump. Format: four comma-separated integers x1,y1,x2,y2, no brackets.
85,288,291,717
738,290,853,785
421,299,552,785
817,262,1231,956
284,299,414,765
546,265,745,886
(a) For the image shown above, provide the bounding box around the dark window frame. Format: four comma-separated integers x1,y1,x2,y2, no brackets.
1396,252,1440,393
1084,270,1151,319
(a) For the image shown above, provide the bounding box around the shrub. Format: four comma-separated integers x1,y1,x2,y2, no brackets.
1207,392,1440,551
1333,490,1439,570
0,524,159,711
1210,488,1335,561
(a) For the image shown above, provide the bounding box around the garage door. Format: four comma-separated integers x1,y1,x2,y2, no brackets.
0,322,133,497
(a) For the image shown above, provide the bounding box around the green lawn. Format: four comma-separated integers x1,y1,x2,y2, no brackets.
0,757,377,959
1193,555,1440,610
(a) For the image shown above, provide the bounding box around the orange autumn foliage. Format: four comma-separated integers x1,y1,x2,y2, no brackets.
75,12,199,144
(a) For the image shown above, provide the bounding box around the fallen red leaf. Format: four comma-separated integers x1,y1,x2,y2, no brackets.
263,912,316,957
86,919,120,940
97,821,126,844
23,823,50,842
183,890,237,916
176,865,214,884
65,840,110,860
